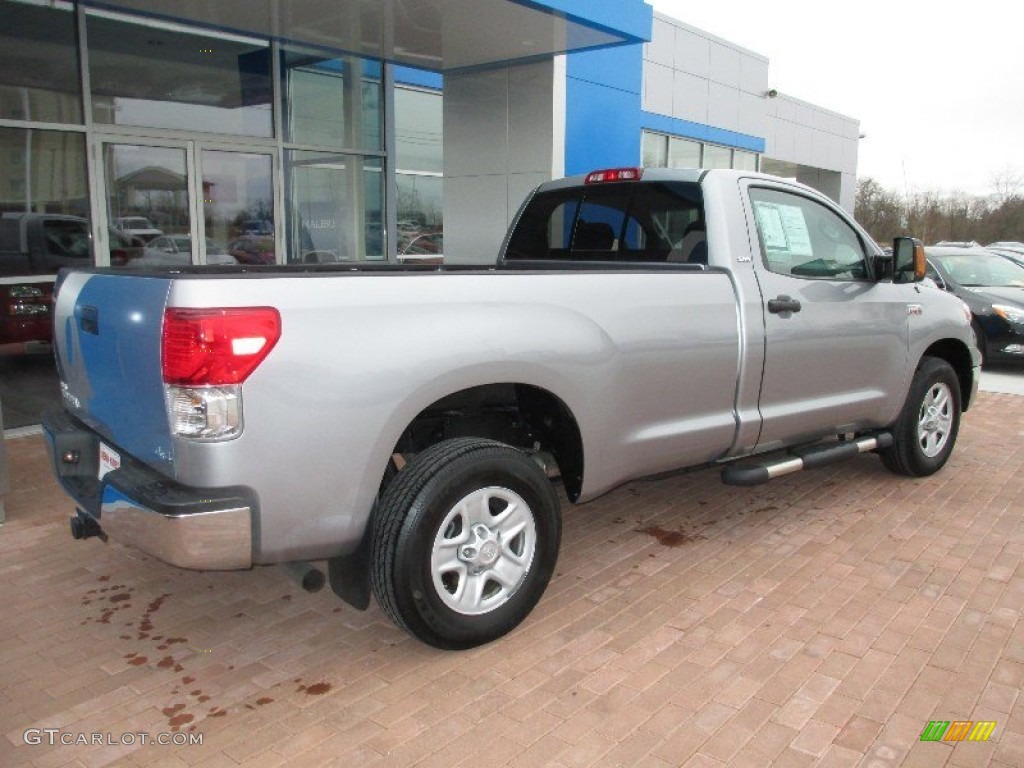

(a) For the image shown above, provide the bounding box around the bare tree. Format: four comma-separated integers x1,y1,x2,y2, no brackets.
855,177,904,243
991,166,1023,206
855,176,1024,246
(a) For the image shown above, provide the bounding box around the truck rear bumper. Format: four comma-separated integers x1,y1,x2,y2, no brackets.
43,408,255,570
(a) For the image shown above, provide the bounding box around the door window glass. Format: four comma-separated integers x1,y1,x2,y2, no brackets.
750,187,868,280
104,144,190,266
202,150,276,265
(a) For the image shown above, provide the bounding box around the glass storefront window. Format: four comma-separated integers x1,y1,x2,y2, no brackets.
397,174,443,256
285,151,383,263
202,150,276,265
87,12,273,138
668,137,701,169
733,150,758,171
395,84,443,258
643,130,760,174
0,127,88,220
641,131,667,168
0,0,81,124
702,144,732,170
396,87,442,173
0,126,87,430
282,50,382,151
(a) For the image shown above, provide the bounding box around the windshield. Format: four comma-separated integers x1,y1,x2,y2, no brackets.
933,254,1024,288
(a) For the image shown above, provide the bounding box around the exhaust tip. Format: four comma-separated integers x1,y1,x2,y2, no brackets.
282,561,326,593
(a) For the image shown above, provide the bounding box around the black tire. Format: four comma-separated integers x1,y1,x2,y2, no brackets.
880,357,961,477
371,438,561,650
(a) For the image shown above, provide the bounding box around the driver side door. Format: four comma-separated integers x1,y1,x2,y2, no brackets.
745,182,910,450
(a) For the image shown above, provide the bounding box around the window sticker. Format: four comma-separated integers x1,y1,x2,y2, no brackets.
754,199,815,259
753,201,789,251
776,205,813,257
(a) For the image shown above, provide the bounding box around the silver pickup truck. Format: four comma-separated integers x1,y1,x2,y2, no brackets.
43,168,980,649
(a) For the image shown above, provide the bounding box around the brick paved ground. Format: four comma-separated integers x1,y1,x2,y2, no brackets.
1,391,1023,768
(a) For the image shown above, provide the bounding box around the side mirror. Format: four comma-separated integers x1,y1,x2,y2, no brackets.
893,236,926,283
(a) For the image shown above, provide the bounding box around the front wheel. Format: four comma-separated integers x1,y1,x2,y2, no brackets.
371,438,561,649
880,357,961,477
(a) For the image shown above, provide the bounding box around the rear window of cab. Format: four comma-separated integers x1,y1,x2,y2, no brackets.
505,181,706,264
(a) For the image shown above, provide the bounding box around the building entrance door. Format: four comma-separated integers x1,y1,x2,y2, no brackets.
97,140,278,267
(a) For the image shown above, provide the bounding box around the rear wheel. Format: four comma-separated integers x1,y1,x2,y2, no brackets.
880,357,961,477
371,438,561,649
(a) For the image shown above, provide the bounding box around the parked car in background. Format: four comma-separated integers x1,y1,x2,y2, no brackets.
987,247,1024,268
138,235,237,266
925,246,1024,364
114,216,163,243
228,236,276,265
240,219,273,236
987,241,1024,253
934,240,981,248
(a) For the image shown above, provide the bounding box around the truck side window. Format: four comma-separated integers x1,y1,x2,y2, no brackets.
749,188,868,280
506,181,704,263
43,220,91,260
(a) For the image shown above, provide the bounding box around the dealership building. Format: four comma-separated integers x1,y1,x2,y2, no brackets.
0,0,859,428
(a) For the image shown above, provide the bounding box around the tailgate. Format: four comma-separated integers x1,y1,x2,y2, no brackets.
53,271,174,474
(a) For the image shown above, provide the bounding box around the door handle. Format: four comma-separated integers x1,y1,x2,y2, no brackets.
767,295,802,314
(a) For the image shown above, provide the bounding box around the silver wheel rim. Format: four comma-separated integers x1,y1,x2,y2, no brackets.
430,486,537,616
917,381,954,458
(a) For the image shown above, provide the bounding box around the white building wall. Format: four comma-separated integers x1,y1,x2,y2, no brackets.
443,58,564,263
643,14,769,140
765,93,861,209
642,12,861,211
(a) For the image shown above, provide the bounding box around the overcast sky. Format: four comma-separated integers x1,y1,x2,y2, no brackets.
646,0,1023,198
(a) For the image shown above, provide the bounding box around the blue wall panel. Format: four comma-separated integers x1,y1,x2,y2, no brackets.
564,43,644,175
641,112,766,154
512,0,652,43
563,39,768,175
394,66,443,90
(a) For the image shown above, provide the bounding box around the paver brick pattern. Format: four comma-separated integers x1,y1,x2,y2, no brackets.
1,391,1022,767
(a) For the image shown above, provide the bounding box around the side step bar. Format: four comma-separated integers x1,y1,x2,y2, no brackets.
721,433,893,487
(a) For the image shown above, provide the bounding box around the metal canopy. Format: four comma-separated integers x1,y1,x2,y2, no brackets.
89,0,649,71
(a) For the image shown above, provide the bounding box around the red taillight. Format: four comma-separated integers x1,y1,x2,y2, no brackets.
585,167,643,184
162,307,281,385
